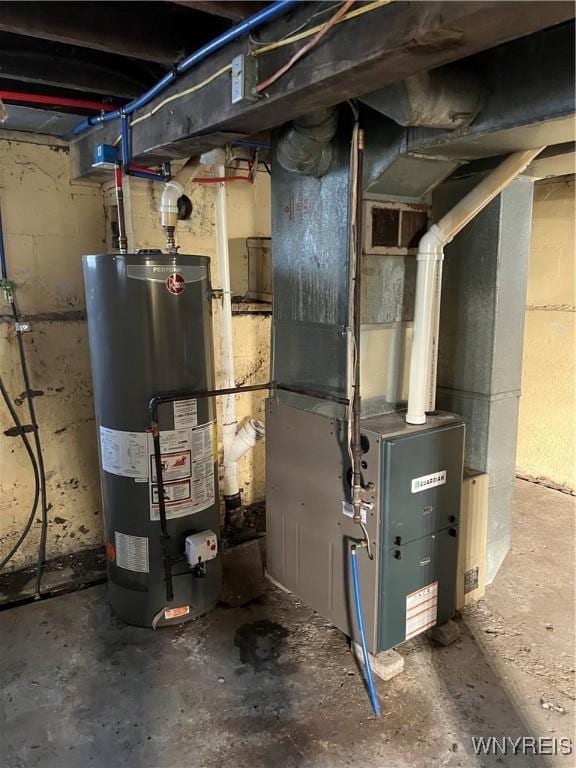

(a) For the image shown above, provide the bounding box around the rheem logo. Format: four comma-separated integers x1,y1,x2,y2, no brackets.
166,273,185,295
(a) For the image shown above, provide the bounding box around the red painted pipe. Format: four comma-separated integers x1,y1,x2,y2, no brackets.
0,90,116,113
193,175,252,184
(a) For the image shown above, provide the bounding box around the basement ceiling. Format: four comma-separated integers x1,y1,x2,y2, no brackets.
0,0,250,133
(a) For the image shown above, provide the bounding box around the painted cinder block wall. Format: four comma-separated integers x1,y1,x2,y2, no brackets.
0,135,106,569
516,176,575,493
0,135,271,571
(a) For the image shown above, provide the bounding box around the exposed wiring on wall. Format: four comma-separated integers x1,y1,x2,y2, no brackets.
256,0,356,94
350,543,381,717
0,375,40,572
0,201,49,590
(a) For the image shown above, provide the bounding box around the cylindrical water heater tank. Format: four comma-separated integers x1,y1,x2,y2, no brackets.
83,251,221,627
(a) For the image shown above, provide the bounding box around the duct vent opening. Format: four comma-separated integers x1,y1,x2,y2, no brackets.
364,201,430,255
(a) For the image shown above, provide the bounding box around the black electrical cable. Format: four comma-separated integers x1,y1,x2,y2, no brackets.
0,201,49,593
0,374,40,571
13,315,49,595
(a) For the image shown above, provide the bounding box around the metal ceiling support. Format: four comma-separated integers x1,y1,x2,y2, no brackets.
70,1,575,179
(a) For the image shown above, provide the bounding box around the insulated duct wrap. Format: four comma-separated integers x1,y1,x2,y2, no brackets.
276,109,338,178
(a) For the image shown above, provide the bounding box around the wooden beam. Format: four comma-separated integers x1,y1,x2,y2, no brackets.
0,2,229,65
0,34,154,98
72,1,575,176
169,2,267,21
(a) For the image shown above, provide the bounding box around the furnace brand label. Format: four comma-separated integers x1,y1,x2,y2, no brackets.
411,470,447,494
99,427,148,479
405,581,438,640
148,422,215,521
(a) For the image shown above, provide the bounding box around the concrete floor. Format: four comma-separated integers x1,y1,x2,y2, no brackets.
0,480,574,768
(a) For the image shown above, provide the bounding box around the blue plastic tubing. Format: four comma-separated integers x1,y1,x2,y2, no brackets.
72,0,297,135
350,546,381,717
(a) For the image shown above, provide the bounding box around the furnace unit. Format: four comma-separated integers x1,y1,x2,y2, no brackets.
266,402,463,652
266,108,464,653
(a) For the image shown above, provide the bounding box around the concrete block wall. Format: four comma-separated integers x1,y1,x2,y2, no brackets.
0,135,106,569
0,135,271,571
516,177,575,493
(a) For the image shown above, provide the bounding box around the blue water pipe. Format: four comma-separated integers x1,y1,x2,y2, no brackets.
72,0,297,136
350,544,381,717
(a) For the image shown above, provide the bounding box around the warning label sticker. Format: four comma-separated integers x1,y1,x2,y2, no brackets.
150,451,191,483
100,427,148,479
405,581,438,640
148,422,215,521
115,531,149,573
173,399,198,429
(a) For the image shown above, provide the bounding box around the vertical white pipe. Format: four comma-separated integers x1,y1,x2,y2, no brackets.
406,226,443,425
406,148,544,426
214,164,239,498
426,259,443,412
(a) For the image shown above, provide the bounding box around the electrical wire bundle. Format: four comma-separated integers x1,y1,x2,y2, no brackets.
0,201,49,594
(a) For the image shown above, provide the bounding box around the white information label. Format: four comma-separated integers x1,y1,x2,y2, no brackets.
173,399,198,429
100,427,148,479
148,422,215,521
115,531,149,573
411,470,447,494
405,581,438,640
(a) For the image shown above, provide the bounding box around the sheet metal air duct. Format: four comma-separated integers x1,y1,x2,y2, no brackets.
276,108,338,177
361,67,484,130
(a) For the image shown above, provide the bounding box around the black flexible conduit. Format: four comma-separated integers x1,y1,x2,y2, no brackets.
0,375,40,571
0,200,49,591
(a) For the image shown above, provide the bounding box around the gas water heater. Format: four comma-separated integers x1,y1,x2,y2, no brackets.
83,251,221,627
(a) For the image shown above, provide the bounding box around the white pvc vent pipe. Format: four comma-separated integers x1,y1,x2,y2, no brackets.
214,164,240,498
228,418,265,463
160,179,184,229
406,148,544,425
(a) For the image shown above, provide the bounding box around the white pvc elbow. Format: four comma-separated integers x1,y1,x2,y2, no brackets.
228,418,265,464
160,180,184,228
